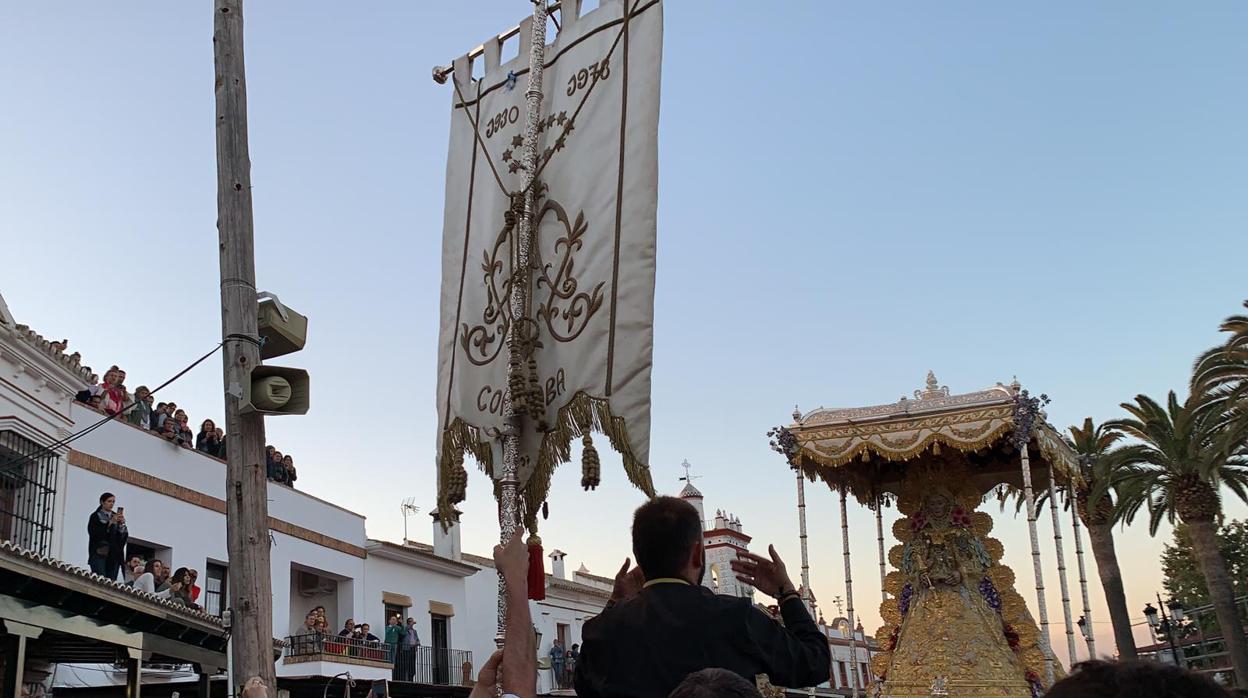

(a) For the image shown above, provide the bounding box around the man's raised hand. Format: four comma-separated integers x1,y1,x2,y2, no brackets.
609,557,645,605
493,531,528,589
730,545,796,600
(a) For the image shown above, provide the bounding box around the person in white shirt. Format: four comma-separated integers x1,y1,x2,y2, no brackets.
132,559,181,599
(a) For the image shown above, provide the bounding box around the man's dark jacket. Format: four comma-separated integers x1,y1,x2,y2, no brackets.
574,582,830,698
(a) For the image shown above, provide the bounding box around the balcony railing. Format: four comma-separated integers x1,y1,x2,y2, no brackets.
283,634,394,668
393,646,474,686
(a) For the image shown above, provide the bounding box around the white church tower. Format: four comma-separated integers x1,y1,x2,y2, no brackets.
677,461,754,599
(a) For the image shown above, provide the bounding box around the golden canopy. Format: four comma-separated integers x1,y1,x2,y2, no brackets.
783,372,1079,504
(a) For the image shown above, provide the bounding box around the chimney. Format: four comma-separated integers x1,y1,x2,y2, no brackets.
431,509,462,562
549,550,567,580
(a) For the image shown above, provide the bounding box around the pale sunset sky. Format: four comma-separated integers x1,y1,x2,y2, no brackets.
3,1,1247,668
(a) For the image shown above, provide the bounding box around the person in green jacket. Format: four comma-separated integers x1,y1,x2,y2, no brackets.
385,614,407,680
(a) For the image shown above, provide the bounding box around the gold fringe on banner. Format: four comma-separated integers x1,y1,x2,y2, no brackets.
436,417,495,529
523,390,655,523
436,391,656,530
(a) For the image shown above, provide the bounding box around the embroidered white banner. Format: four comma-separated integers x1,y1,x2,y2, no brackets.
436,0,661,522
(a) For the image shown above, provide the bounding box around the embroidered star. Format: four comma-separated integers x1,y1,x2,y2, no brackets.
537,120,546,134
556,111,568,125
565,119,575,134
511,134,524,147
501,149,513,162
508,161,523,173
547,114,558,130
554,135,567,152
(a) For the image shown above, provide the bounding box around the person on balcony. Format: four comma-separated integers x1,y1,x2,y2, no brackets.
134,559,184,600
196,419,221,456
87,493,128,580
97,367,129,417
400,617,421,682
123,555,145,586
282,454,298,486
126,386,152,429
267,448,285,482
174,410,194,448
385,614,407,679
152,402,170,432
293,611,320,656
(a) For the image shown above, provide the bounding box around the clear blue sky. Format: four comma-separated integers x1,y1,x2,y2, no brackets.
3,2,1246,664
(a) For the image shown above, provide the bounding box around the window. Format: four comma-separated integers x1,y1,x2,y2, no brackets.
126,542,157,564
0,430,58,556
837,661,848,688
204,563,228,617
861,662,871,685
556,623,569,648
431,614,450,685
385,602,406,625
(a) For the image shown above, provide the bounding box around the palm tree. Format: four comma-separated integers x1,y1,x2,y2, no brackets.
1193,300,1248,400
1065,418,1138,659
1108,391,1248,684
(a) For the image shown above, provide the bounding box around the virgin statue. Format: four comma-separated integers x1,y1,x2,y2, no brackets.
873,472,1055,698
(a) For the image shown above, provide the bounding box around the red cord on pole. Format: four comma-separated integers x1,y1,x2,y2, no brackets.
527,535,546,601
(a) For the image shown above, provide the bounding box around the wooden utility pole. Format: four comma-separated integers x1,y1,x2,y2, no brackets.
213,0,275,690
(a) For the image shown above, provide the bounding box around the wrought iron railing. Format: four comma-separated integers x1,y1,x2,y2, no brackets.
284,634,394,666
393,646,473,686
0,430,58,556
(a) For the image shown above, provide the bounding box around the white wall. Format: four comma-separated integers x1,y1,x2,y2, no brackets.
461,562,502,678
67,402,364,544
361,553,470,651
52,403,373,649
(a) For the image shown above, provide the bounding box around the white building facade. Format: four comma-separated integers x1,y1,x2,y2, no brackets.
1,294,872,695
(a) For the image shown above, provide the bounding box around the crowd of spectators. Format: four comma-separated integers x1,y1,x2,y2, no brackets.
86,492,203,610
72,364,299,487
291,607,420,680
265,446,297,486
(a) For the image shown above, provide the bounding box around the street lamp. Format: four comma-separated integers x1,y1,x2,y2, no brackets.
1143,603,1160,629
1167,599,1186,624
1143,595,1184,668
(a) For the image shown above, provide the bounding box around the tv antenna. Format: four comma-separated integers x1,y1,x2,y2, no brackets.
400,498,421,542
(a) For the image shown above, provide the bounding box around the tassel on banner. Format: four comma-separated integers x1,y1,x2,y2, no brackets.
508,353,528,416
527,534,546,601
581,433,601,491
447,451,468,505
526,355,547,429
932,441,942,456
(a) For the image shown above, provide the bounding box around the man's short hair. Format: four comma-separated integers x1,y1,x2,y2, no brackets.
632,496,702,580
668,668,757,698
1047,660,1231,698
